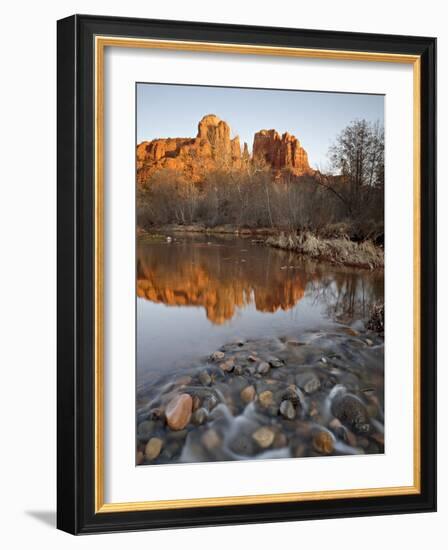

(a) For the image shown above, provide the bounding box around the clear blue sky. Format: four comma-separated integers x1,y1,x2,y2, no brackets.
137,83,384,170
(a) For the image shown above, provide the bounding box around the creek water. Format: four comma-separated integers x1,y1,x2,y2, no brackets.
136,233,384,464
137,234,383,384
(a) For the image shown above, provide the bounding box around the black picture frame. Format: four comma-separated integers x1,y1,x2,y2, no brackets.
57,14,436,534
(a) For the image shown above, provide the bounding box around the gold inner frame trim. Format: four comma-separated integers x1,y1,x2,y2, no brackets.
94,35,421,514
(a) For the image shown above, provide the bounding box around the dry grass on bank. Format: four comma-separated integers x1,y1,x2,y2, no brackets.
266,232,384,269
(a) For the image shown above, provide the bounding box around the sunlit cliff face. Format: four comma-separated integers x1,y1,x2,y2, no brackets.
136,114,313,186
136,240,307,325
136,114,244,186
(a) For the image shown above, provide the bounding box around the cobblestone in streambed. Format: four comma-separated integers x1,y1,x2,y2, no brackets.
136,326,384,465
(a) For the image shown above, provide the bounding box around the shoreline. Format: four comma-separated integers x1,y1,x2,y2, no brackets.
137,224,384,270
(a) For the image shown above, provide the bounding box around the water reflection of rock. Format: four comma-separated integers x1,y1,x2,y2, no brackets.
137,239,307,324
137,236,383,325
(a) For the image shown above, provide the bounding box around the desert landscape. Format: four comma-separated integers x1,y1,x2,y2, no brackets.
135,86,384,466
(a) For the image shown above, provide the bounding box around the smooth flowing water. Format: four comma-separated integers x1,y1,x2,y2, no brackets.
137,234,382,384
136,233,384,464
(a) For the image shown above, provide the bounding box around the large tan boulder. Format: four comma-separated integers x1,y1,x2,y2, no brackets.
165,393,193,431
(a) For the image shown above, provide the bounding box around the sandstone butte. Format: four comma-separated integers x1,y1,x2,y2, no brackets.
136,114,313,186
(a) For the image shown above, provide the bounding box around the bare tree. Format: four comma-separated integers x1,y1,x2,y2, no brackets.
328,119,384,219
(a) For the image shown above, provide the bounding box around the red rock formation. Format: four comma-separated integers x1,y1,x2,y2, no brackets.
242,142,250,162
137,114,242,185
136,114,313,186
252,129,312,177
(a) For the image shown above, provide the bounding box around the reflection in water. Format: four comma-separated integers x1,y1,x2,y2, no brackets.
137,234,382,325
137,237,307,324
136,234,383,382
307,270,382,323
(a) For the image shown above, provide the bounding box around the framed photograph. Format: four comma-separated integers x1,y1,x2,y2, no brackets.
57,14,436,534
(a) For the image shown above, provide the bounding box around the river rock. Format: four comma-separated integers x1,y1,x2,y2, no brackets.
211,351,225,361
219,359,235,373
215,375,227,389
331,393,370,434
329,418,343,430
268,357,284,368
370,432,385,446
273,431,288,449
279,400,296,420
228,376,248,391
312,430,334,455
192,395,201,411
296,373,321,394
252,426,275,449
258,390,274,408
165,440,182,457
229,434,255,456
282,385,304,408
257,361,270,375
202,429,221,451
167,429,188,442
203,393,219,411
234,365,243,376
357,436,370,449
366,403,379,419
292,442,306,458
309,401,319,418
192,407,208,426
295,421,313,438
322,374,338,390
160,447,175,461
137,420,155,441
241,385,256,403
149,407,164,420
345,428,357,447
136,451,144,465
145,437,163,460
330,420,357,446
199,370,212,386
165,393,193,431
